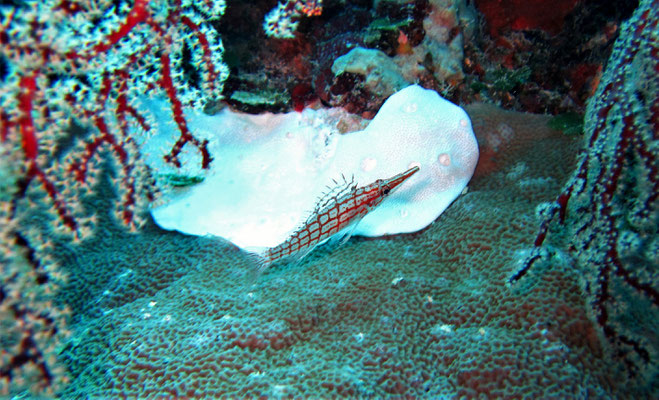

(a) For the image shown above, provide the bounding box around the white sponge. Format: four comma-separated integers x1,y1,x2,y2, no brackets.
148,85,478,248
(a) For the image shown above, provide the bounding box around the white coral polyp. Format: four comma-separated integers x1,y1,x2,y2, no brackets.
263,3,299,39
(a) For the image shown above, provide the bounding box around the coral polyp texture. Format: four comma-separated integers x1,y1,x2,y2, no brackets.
0,208,71,396
56,100,645,398
511,0,658,384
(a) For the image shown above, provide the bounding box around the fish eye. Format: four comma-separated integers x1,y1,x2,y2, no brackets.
382,185,391,195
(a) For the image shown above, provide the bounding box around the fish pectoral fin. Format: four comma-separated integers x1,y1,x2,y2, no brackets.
328,219,361,247
245,250,270,278
289,244,318,265
250,244,318,277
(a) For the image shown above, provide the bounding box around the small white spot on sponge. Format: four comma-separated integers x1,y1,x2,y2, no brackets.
438,153,451,166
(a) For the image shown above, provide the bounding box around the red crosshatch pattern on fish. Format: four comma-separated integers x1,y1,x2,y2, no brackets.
254,166,420,272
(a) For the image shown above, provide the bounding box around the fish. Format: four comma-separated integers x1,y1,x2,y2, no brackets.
251,165,420,273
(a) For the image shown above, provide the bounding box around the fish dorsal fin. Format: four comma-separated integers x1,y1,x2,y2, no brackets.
303,173,357,224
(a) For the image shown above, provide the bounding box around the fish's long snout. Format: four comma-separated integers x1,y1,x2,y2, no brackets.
384,165,420,192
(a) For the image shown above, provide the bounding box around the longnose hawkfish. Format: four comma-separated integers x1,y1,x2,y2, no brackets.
251,165,420,273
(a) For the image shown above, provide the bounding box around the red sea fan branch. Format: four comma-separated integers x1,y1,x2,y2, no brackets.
510,0,658,380
0,0,229,235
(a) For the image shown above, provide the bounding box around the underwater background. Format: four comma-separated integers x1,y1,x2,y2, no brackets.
1,0,657,398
